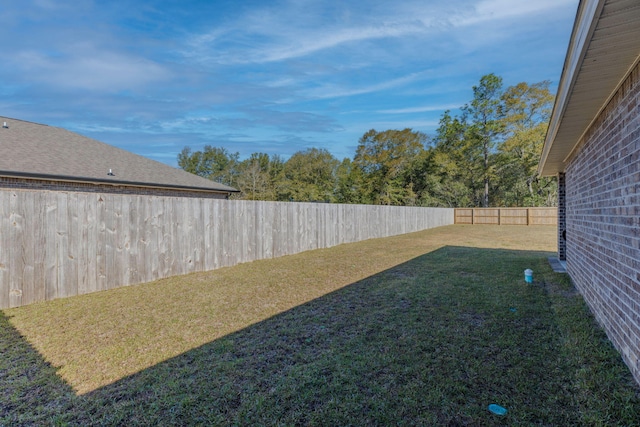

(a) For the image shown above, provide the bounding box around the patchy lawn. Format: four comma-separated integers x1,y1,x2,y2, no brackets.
2,225,639,426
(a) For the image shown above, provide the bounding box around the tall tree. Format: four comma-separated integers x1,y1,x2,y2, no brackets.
354,128,426,205
428,111,476,207
427,75,557,207
462,73,504,207
495,81,556,206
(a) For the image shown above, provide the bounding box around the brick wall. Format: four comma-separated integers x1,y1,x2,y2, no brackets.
557,172,566,261
565,61,640,384
0,176,229,199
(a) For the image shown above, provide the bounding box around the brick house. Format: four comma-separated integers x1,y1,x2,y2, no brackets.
538,0,640,384
0,116,238,198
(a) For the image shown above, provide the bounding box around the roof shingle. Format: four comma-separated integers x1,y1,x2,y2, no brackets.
0,116,238,194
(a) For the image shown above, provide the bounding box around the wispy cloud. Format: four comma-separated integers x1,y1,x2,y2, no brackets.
377,104,463,114
241,22,431,64
457,0,576,26
302,71,432,100
184,1,445,65
12,48,171,92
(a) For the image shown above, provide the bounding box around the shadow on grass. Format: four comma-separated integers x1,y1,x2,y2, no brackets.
0,310,77,425
2,246,639,426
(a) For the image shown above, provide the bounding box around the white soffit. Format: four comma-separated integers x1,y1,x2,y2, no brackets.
538,0,640,177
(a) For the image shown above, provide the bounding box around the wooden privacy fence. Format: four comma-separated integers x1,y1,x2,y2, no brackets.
454,207,557,225
0,190,454,309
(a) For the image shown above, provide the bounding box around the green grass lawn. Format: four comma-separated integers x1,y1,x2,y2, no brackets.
2,225,639,426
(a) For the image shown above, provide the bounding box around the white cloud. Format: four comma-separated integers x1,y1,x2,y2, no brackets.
184,0,577,68
302,71,431,100
248,23,429,64
184,1,443,65
70,123,130,133
14,49,171,92
453,0,577,27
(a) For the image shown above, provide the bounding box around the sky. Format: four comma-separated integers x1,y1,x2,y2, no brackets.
1,0,579,166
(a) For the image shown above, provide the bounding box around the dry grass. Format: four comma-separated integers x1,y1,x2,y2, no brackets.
4,225,556,394
2,224,639,426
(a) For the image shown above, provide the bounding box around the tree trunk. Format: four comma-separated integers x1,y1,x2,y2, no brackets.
484,177,489,207
483,143,490,207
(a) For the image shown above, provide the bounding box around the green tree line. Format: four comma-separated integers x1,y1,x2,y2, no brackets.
178,74,557,207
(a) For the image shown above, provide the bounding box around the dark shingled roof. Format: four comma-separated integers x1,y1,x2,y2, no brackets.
0,116,238,194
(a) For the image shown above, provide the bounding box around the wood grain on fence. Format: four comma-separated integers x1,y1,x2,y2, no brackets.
454,207,557,225
0,190,454,309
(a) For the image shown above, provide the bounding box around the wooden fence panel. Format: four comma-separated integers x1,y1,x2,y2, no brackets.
116,194,129,289
127,195,141,286
32,192,47,304
0,191,454,309
528,208,558,225
499,208,528,225
69,192,82,298
45,193,60,299
454,207,557,225
9,191,24,307
474,208,500,225
0,192,9,307
55,193,69,298
209,198,221,270
455,209,474,224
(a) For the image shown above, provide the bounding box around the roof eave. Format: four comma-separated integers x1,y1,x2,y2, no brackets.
0,171,240,194
537,0,605,177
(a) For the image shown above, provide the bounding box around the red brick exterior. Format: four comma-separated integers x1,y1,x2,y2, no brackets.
0,176,230,199
565,62,640,384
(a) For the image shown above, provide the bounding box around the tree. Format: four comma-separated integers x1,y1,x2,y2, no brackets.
334,158,367,204
235,153,276,200
461,73,505,207
177,146,239,187
427,75,556,207
353,129,426,205
176,76,557,208
495,81,556,206
428,75,505,208
280,148,339,202
428,111,476,207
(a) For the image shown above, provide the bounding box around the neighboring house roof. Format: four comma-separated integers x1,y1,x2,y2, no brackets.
538,0,640,177
0,116,239,194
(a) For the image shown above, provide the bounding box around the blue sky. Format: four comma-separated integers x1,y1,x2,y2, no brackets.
1,0,578,166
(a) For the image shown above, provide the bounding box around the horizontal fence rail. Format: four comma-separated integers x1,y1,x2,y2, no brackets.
0,190,454,309
454,207,557,225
